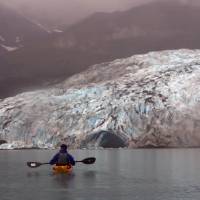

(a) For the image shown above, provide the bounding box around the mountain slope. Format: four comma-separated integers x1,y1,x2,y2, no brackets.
0,3,48,54
1,0,200,98
1,49,200,149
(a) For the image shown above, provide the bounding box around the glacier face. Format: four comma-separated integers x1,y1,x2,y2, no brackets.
1,49,200,149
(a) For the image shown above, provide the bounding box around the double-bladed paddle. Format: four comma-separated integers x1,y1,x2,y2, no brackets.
27,157,96,168
27,162,49,168
75,157,96,164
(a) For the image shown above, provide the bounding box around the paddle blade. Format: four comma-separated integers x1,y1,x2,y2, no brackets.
27,162,49,168
81,157,96,164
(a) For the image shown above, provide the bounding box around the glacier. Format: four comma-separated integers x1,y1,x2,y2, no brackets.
1,49,200,149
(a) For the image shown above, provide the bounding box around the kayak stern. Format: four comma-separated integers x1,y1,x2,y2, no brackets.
53,165,73,174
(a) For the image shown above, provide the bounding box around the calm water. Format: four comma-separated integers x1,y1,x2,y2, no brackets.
1,149,200,200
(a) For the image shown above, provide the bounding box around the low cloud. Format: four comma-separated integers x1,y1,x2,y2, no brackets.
0,0,154,26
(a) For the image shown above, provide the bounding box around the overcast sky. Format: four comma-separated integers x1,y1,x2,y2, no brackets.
1,0,155,26
2,0,153,12
1,0,199,27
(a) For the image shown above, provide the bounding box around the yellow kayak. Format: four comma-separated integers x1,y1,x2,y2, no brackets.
52,165,73,174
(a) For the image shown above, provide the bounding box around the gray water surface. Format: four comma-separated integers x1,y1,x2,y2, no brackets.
1,149,200,200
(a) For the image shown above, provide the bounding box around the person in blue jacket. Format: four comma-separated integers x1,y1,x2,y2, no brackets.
49,144,75,166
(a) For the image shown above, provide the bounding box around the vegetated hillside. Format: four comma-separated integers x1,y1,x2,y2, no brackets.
1,0,200,98
1,49,200,149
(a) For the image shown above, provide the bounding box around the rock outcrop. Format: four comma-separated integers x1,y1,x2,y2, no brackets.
1,49,200,149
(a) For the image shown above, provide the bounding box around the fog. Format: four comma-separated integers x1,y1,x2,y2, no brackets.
1,0,200,27
1,0,154,12
1,0,200,97
1,0,155,26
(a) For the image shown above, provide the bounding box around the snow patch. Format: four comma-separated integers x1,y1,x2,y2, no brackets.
15,36,21,43
30,20,51,33
35,23,51,33
0,35,5,42
53,29,63,33
1,44,19,52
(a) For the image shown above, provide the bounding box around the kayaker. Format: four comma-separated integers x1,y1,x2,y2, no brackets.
49,144,75,166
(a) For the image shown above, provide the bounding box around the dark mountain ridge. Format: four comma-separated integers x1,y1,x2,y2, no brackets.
0,3,48,52
1,0,200,98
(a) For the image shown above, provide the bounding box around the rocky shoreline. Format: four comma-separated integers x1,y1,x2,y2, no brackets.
1,145,200,150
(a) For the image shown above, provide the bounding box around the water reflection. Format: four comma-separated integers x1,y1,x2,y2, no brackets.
26,171,41,177
52,173,75,187
82,170,96,178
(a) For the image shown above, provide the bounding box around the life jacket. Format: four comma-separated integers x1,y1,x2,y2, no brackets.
57,152,70,166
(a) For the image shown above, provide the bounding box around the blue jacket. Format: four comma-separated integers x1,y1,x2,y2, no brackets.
49,149,75,166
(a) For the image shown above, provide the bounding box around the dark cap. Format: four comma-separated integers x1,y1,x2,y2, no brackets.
60,144,67,149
